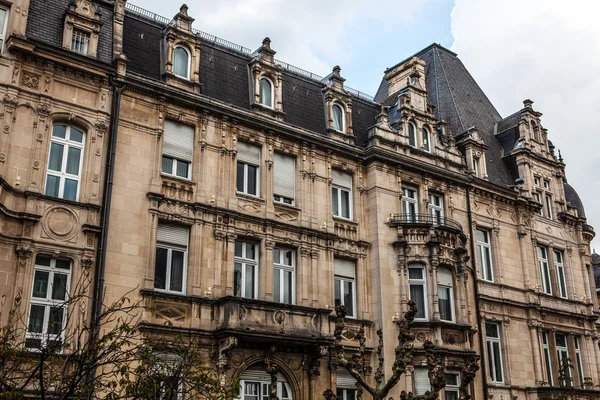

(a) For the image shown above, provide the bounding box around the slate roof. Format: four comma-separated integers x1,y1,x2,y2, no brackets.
564,182,586,218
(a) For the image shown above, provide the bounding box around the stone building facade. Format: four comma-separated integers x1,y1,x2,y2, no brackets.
0,1,597,399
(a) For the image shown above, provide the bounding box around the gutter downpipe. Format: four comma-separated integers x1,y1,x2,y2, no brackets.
88,78,125,399
467,186,488,400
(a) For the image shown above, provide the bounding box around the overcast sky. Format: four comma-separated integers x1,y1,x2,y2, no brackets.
138,0,600,251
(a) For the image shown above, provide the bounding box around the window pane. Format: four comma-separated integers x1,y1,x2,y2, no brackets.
236,162,245,192
247,165,257,195
154,248,168,290
493,342,503,382
52,125,67,139
344,280,354,316
409,285,425,318
485,323,498,338
284,250,293,266
439,287,452,321
246,243,256,260
32,271,49,298
234,262,242,296
259,79,272,107
173,47,189,78
334,279,341,307
48,143,64,171
63,179,78,201
45,175,61,197
408,268,423,279
273,248,281,264
170,250,185,292
69,127,84,143
35,255,52,266
346,390,356,400
28,305,45,333
162,156,173,174
333,105,344,131
422,129,430,151
235,241,243,257
408,124,416,146
48,307,64,335
55,259,71,270
274,268,281,302
176,160,189,178
245,264,255,299
476,229,487,243
445,392,458,400
341,190,350,219
332,188,339,216
283,270,292,304
556,334,567,347
66,147,81,175
51,273,68,301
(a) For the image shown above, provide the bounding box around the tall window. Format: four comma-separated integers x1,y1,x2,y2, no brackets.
472,157,480,177
545,194,553,220
574,337,584,388
259,77,273,108
0,6,7,51
531,122,540,142
332,103,345,132
173,45,190,79
408,123,417,147
45,124,85,201
408,265,427,320
485,322,504,384
428,193,443,224
151,353,183,400
273,153,295,205
26,255,71,350
273,247,295,305
533,192,543,216
237,142,261,197
437,268,454,322
162,120,194,179
554,250,567,298
334,258,356,318
70,29,90,54
155,224,189,294
332,170,352,219
556,333,571,387
444,373,460,400
542,331,553,386
238,365,292,400
336,369,357,400
422,127,431,152
538,246,552,295
234,240,258,299
476,229,493,282
413,368,431,395
402,187,418,222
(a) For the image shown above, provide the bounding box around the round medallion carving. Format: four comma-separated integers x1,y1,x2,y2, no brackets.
416,332,428,342
32,160,40,169
43,206,78,241
289,358,302,373
230,352,244,368
3,124,10,133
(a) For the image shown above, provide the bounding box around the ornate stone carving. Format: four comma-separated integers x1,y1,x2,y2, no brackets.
15,243,34,266
21,72,40,90
217,336,238,373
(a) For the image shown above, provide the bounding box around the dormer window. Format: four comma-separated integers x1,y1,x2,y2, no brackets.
62,0,102,58
70,29,90,54
408,122,417,147
531,122,541,142
259,77,274,108
422,127,430,152
473,156,480,177
332,103,345,132
173,45,191,79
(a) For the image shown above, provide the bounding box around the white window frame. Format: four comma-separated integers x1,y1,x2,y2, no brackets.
574,336,584,388
476,229,494,282
542,331,553,386
237,380,292,400
70,28,90,54
273,153,295,205
408,265,428,321
554,250,567,299
26,256,72,350
45,124,85,202
234,240,259,299
336,388,356,400
545,194,553,220
155,243,188,295
334,275,356,319
444,372,460,400
422,127,431,152
237,160,261,197
402,187,418,223
162,156,191,180
0,6,8,53
258,77,274,108
273,247,295,305
473,157,480,177
556,333,571,387
485,322,504,384
408,122,417,147
438,270,455,323
332,171,353,220
534,176,541,188
428,193,444,224
173,45,191,80
332,103,345,133
538,246,552,295
533,191,544,216
153,352,184,400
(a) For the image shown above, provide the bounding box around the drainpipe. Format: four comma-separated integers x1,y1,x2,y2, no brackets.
466,187,488,400
88,78,125,398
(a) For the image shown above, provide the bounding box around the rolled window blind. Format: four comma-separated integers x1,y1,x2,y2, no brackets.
157,223,189,247
334,258,355,279
238,142,261,165
413,368,431,395
437,268,453,287
239,364,287,382
163,120,194,161
336,368,356,388
274,153,295,199
332,170,352,189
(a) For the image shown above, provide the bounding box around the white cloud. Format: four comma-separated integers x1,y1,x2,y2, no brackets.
451,0,600,251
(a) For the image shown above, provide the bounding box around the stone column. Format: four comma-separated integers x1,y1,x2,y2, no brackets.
299,247,310,306
262,239,275,302
528,322,543,384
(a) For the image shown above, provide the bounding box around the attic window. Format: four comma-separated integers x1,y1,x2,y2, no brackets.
408,123,417,147
173,45,191,79
259,77,273,108
71,29,90,54
422,127,430,152
332,103,345,132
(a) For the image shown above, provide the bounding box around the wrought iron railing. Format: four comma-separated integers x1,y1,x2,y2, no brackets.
389,213,463,232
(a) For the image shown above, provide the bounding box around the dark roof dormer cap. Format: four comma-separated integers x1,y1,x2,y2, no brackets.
174,4,195,32
255,37,276,63
523,99,534,109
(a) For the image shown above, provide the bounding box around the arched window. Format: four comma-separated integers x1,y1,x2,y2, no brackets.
422,127,430,152
45,123,85,201
259,77,273,108
408,123,417,147
173,45,190,79
437,267,454,322
237,364,292,400
332,103,344,132
531,122,540,142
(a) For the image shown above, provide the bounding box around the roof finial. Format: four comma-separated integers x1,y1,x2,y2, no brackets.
179,4,189,15
558,149,563,162
262,37,271,49
523,99,534,109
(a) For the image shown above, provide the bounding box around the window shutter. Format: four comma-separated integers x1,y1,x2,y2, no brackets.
332,170,352,189
238,142,261,165
157,224,189,247
274,153,295,199
163,120,194,162
334,258,356,279
413,368,431,395
336,368,356,389
437,268,453,287
239,365,287,382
